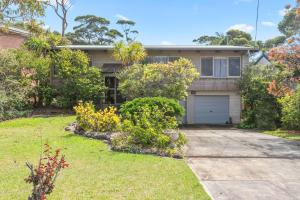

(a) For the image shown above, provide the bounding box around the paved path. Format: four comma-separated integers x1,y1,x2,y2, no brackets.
184,127,300,200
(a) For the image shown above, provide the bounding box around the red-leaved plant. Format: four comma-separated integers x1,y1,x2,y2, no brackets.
25,143,69,200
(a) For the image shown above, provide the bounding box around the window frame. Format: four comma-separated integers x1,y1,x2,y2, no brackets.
228,56,242,78
144,56,181,64
103,73,126,105
200,56,214,77
214,56,228,78
200,56,242,78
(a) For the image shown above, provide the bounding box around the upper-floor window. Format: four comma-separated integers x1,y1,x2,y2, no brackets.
201,57,213,76
144,56,180,64
228,57,241,77
200,57,241,78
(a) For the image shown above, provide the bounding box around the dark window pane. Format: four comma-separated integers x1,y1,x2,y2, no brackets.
105,77,115,88
105,89,115,104
144,56,180,64
229,57,241,76
169,56,180,62
201,58,213,76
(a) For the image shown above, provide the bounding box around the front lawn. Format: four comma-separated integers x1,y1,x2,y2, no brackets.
263,129,300,141
0,116,210,200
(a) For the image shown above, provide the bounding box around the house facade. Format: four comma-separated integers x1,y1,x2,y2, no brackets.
0,27,29,49
57,45,256,124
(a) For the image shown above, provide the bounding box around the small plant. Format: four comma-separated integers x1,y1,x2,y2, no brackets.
25,143,69,200
74,102,121,132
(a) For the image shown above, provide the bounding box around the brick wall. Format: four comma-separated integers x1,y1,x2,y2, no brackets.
0,32,27,49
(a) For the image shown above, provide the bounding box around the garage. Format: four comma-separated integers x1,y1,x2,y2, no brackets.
193,95,230,124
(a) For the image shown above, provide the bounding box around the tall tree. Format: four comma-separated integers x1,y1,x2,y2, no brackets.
264,36,286,49
193,29,253,46
192,33,225,45
278,4,300,37
45,0,72,36
117,19,138,43
0,0,44,23
267,0,300,96
69,15,122,45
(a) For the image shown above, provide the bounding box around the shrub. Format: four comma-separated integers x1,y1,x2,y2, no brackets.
117,58,199,101
279,85,300,130
238,64,281,130
53,49,106,108
113,104,187,156
119,97,184,120
74,102,121,132
25,143,69,200
0,49,32,121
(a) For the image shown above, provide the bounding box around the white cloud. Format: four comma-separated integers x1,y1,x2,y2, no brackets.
227,24,254,33
43,24,50,30
160,41,175,45
115,14,129,21
278,8,290,16
262,21,275,27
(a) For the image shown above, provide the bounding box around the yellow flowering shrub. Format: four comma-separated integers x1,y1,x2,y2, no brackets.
74,102,121,132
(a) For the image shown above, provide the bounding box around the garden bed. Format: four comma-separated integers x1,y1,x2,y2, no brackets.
65,122,184,158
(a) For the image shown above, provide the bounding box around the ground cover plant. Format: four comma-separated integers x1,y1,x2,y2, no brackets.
263,129,300,141
0,116,210,200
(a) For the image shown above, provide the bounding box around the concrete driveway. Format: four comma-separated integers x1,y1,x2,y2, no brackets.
184,127,300,200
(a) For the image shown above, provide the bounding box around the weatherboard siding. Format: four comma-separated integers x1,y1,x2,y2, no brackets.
88,50,247,91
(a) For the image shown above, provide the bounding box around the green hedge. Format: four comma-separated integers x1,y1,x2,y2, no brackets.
119,97,184,118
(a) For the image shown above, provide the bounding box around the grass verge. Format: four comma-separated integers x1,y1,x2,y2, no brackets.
0,116,210,200
263,129,300,141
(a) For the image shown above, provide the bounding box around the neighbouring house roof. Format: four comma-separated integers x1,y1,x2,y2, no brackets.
0,25,30,37
251,51,272,65
56,45,257,52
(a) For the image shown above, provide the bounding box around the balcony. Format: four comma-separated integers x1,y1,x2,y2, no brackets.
189,78,239,91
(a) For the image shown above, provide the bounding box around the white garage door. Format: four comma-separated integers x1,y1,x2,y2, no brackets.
193,95,229,124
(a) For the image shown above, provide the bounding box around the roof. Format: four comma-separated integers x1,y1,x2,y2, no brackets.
252,52,271,65
0,25,30,37
56,45,257,51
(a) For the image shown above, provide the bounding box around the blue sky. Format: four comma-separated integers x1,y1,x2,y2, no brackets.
43,0,295,44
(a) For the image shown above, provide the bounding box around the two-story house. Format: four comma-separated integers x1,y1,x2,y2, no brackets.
56,45,256,124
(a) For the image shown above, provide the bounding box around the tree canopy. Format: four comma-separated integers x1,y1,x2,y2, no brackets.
67,15,123,45
0,0,44,23
193,29,253,46
113,42,147,66
278,6,300,37
264,36,287,49
117,19,139,43
117,58,199,101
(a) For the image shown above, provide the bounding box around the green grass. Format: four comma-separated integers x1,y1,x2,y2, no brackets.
0,116,210,200
263,129,300,141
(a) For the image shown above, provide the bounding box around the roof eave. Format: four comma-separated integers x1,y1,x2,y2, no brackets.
55,45,257,52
